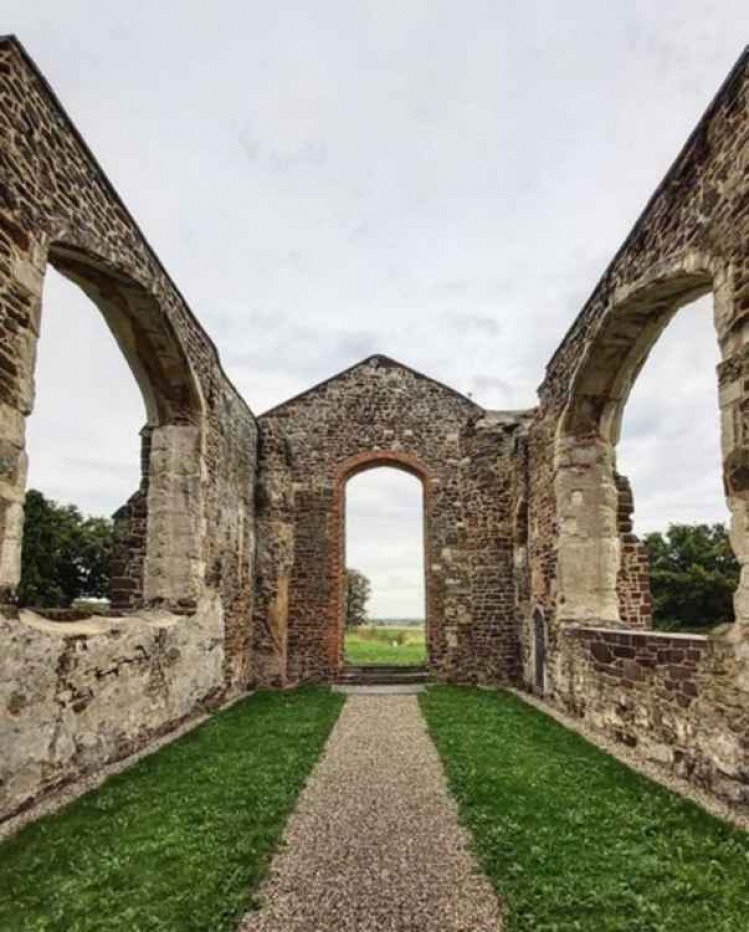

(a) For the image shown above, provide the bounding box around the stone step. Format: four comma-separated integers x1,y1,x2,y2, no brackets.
336,665,431,686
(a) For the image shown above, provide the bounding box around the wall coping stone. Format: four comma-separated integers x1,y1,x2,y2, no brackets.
565,625,709,645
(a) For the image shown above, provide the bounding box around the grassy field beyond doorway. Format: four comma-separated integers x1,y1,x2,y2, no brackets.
344,623,426,665
420,687,749,932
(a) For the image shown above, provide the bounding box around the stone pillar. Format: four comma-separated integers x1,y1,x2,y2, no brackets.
143,423,204,611
614,472,653,629
554,434,620,626
715,269,749,629
0,219,46,603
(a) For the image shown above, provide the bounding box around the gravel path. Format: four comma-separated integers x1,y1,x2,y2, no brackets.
240,695,503,932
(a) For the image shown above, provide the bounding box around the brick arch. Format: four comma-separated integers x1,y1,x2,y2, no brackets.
325,451,435,673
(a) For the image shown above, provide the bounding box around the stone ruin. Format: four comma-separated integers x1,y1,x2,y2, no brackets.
1,35,748,819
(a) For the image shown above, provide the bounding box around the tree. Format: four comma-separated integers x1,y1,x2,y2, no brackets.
644,523,739,631
345,568,371,627
18,490,114,609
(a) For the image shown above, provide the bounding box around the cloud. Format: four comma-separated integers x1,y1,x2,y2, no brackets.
617,295,727,534
442,311,501,335
10,1,745,606
469,374,514,405
220,310,380,408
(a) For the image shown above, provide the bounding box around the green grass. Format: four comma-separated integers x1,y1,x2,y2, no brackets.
0,688,344,932
344,624,426,665
420,687,749,932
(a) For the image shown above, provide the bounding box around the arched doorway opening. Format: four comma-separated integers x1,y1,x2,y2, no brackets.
0,238,205,613
328,451,434,674
343,466,426,667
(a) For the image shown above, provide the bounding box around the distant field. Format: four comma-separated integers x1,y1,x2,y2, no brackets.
368,618,424,627
344,624,426,665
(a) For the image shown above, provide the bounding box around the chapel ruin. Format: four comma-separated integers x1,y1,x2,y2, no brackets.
2,36,749,819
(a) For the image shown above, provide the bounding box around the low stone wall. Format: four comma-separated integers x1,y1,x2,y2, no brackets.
0,596,225,821
554,626,749,806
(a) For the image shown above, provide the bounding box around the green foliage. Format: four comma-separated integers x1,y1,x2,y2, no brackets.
420,687,749,932
344,625,426,665
0,688,344,932
18,489,114,609
644,523,738,630
345,567,371,627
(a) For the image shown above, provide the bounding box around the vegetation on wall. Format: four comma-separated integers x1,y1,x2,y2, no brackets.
345,568,371,627
644,523,738,631
18,489,113,608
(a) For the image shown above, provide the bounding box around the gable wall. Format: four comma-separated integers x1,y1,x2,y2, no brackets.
255,356,529,684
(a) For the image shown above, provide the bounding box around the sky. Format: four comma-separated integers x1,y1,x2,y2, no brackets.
11,1,746,616
346,470,425,619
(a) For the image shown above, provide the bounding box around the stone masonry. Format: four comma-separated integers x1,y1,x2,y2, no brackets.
253,355,530,686
0,36,256,819
2,34,749,819
524,47,749,806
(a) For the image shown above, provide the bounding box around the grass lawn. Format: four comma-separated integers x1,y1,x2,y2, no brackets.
420,687,749,932
0,688,344,932
344,624,426,665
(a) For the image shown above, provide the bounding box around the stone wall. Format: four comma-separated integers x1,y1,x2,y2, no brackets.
559,627,748,805
254,355,530,685
614,473,653,630
0,598,225,817
0,37,257,820
109,427,153,611
521,46,749,806
4,33,749,821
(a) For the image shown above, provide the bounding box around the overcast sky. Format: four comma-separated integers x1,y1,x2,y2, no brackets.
11,2,746,616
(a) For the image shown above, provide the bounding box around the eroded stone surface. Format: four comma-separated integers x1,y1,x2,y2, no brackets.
0,597,225,816
0,36,257,819
522,50,749,806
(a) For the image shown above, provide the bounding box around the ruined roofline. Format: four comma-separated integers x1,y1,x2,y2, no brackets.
0,34,257,425
258,353,486,418
543,42,749,383
481,407,537,422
